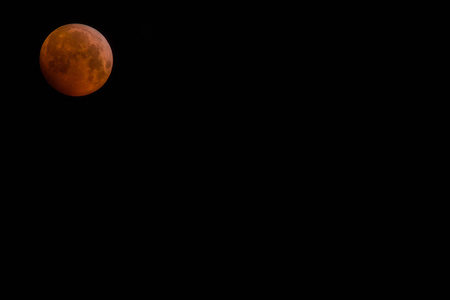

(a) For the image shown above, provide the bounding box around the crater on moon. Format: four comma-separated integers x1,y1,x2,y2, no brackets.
40,24,113,97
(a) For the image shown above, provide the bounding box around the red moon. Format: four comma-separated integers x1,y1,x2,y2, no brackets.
40,24,113,97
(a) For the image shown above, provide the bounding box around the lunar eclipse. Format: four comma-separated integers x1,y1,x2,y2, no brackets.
40,24,113,97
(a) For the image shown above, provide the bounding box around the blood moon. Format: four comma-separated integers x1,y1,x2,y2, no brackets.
40,24,113,97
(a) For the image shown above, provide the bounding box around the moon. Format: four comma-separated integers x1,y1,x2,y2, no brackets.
40,24,113,97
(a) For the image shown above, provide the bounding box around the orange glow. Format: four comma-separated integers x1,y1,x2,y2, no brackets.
40,24,113,97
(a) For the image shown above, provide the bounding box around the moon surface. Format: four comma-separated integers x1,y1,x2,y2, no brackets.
40,24,113,97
